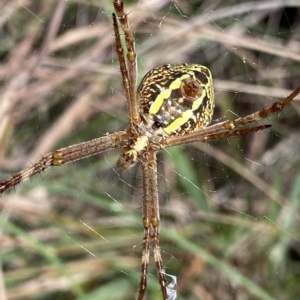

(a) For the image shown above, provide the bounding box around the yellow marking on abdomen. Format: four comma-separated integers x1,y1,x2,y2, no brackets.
192,89,206,110
164,89,205,135
164,110,194,135
169,74,189,90
149,89,171,115
149,74,190,115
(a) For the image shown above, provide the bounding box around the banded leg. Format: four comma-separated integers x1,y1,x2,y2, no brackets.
164,86,300,148
163,124,271,148
0,131,128,193
112,13,131,125
139,149,167,300
113,0,139,127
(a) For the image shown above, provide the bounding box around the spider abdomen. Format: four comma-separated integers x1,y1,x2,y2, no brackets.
138,63,215,136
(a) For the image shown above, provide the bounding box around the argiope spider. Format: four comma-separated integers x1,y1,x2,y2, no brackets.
1,0,300,299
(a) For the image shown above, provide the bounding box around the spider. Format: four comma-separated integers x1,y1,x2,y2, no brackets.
0,0,300,299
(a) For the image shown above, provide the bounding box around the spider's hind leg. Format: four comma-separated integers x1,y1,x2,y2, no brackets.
138,149,168,300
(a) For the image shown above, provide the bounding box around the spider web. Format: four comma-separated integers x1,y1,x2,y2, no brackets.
0,1,300,299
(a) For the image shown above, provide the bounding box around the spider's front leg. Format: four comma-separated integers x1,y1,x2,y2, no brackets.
0,131,128,194
163,86,300,148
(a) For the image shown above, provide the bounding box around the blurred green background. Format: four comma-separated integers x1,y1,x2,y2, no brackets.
0,0,299,299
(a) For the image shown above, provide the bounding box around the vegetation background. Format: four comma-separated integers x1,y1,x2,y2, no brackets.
0,0,299,299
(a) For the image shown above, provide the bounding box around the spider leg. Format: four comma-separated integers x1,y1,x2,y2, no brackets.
223,85,300,130
112,13,131,122
163,124,271,148
139,150,168,300
204,124,272,142
163,86,300,147
0,131,127,193
113,0,139,127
